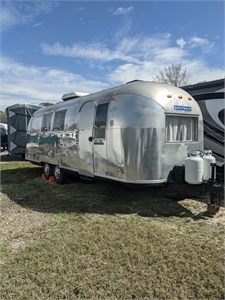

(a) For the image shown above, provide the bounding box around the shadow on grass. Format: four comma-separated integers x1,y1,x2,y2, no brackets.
1,165,214,219
0,152,24,161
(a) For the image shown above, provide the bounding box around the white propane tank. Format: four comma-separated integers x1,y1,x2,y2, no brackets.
185,151,203,185
202,150,216,182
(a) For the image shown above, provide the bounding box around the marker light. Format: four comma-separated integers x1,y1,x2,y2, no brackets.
167,94,172,98
188,97,192,101
111,96,116,101
178,95,183,99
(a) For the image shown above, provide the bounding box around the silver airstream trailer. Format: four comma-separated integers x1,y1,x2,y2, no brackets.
25,80,204,184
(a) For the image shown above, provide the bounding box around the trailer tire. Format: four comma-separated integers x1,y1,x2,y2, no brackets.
53,165,66,184
43,163,53,180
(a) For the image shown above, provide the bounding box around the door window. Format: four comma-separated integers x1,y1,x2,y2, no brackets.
94,103,109,138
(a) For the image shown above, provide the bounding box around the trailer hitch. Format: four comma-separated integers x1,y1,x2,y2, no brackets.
168,163,224,216
206,164,221,216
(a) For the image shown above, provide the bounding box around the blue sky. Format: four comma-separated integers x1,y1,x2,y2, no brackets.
0,0,224,111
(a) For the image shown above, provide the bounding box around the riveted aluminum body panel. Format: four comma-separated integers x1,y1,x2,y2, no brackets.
26,81,204,184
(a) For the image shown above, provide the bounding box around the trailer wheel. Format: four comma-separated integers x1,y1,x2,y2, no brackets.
43,163,53,180
53,165,66,184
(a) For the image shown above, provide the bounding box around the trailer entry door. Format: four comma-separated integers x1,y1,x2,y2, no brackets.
93,102,109,176
78,101,95,176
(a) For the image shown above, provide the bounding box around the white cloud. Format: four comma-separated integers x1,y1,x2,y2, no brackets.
0,1,57,32
41,34,185,66
188,36,215,53
33,22,42,27
176,38,186,48
108,35,223,84
40,33,224,86
41,34,176,64
176,36,215,54
0,2,21,31
113,18,132,41
1,53,223,113
184,60,224,83
108,61,159,84
76,7,85,12
189,37,209,47
155,47,187,64
108,59,224,86
111,6,134,40
0,57,110,111
41,42,139,64
113,6,133,15
1,32,224,112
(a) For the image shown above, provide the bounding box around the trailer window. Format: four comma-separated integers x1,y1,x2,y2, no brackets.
53,110,66,131
0,127,6,135
30,115,42,133
42,113,52,131
94,103,109,138
166,116,198,142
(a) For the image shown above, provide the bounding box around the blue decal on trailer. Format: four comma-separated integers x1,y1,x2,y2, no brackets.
174,106,192,111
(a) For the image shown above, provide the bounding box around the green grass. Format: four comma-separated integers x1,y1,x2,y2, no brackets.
0,161,224,299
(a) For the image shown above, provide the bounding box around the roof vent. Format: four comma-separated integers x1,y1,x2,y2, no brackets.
61,92,89,101
126,79,143,84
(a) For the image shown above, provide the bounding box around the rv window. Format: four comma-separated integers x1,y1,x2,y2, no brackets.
95,103,109,127
0,128,6,134
94,103,109,138
42,113,52,131
29,115,42,133
66,107,76,131
166,116,198,142
53,110,66,131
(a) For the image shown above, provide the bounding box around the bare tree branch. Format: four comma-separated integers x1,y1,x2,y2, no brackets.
153,63,191,87
0,111,7,123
